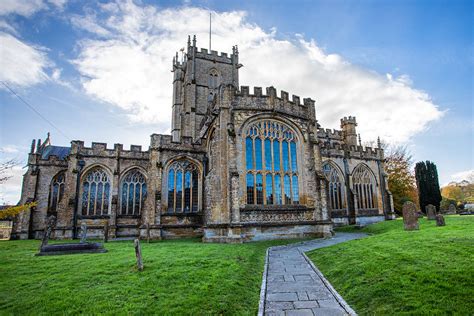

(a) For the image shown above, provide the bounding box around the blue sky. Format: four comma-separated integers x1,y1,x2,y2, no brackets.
0,0,473,204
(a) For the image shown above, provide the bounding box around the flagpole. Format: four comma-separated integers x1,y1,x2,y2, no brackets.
209,12,212,52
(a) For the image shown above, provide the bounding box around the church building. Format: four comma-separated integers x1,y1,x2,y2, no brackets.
12,36,394,242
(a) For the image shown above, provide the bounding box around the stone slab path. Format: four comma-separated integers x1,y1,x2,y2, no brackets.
260,233,367,316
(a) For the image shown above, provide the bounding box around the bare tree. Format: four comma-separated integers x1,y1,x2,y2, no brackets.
0,158,19,184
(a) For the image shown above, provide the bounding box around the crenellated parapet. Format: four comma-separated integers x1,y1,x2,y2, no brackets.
71,140,148,159
150,134,204,152
317,128,343,140
233,86,315,120
320,141,384,160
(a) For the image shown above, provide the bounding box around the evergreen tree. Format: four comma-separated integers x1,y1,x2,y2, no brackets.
415,161,442,212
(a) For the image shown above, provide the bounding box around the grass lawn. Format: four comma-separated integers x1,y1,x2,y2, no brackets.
0,238,303,315
307,216,474,315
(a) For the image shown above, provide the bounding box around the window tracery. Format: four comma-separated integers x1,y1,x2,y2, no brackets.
352,164,377,209
245,120,299,205
322,163,346,210
120,169,147,216
167,160,200,213
48,171,65,213
81,167,111,216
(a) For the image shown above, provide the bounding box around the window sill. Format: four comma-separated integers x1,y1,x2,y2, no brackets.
78,215,111,219
241,205,307,212
162,212,203,217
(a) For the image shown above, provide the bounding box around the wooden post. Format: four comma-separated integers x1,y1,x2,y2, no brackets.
134,238,143,271
103,221,109,243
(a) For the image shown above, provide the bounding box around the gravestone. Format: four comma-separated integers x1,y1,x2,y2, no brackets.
402,201,419,231
435,214,446,226
40,215,56,250
134,239,144,271
426,204,437,220
80,223,87,243
103,221,109,243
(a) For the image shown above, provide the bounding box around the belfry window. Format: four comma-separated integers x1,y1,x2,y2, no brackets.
352,164,377,210
245,120,299,206
208,69,219,90
81,167,111,216
322,163,346,210
167,160,200,213
120,169,147,216
48,171,65,213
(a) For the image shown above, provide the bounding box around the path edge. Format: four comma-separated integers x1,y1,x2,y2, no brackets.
301,251,357,316
257,247,270,316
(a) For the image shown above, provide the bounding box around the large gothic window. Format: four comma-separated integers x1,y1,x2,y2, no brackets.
167,160,200,213
322,163,346,210
245,120,299,206
81,167,111,216
352,164,377,210
48,171,65,213
120,169,147,216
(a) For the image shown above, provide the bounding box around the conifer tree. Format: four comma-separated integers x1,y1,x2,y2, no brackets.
415,160,442,212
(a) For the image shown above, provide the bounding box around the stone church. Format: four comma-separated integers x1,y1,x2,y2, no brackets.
12,36,394,242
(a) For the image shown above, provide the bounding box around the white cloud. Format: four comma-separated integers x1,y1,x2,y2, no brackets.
0,0,45,17
0,32,51,87
0,165,24,205
449,169,474,184
71,2,443,142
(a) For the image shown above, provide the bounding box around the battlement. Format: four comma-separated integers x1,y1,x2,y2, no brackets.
236,86,313,107
340,116,357,125
320,140,383,160
317,128,343,140
150,134,204,151
70,140,148,159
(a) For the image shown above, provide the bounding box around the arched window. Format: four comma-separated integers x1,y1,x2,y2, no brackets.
322,163,346,210
120,169,147,216
245,120,299,205
81,167,111,216
208,69,219,90
48,171,65,213
352,164,377,210
167,160,200,213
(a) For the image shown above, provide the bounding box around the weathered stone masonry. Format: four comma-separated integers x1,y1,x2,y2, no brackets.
12,36,394,242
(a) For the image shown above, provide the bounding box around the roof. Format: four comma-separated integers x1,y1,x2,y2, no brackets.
40,145,71,160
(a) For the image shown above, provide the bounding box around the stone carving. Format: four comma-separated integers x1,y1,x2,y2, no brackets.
426,204,437,220
80,223,87,243
435,214,446,226
40,215,56,249
240,210,313,223
402,201,419,231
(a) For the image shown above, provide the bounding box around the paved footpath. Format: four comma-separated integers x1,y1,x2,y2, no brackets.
260,233,367,316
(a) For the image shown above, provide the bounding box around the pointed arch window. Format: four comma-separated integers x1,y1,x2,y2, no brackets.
81,167,111,216
120,169,147,216
167,160,201,213
245,120,299,205
208,69,219,90
352,164,377,210
322,163,346,210
48,171,66,214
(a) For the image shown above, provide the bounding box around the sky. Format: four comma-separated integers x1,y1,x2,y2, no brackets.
0,0,473,204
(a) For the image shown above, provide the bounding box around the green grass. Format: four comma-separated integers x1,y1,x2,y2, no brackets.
307,216,474,315
0,237,304,315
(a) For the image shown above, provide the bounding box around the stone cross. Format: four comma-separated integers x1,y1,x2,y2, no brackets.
103,221,109,243
402,201,419,231
134,238,144,271
80,223,87,243
40,215,56,249
435,214,446,226
426,204,437,220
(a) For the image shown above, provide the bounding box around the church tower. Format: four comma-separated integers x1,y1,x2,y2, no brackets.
171,35,241,141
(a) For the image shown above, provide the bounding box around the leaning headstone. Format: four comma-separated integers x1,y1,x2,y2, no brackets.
134,238,144,271
426,204,437,220
103,222,109,243
402,201,419,231
80,223,87,243
435,214,446,226
40,215,56,250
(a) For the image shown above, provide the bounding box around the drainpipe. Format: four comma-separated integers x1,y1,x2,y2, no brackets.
72,159,85,239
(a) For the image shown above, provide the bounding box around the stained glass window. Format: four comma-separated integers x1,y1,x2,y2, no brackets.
245,120,299,206
167,160,200,213
352,164,377,209
81,167,111,216
322,162,346,210
48,171,65,213
120,169,147,216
